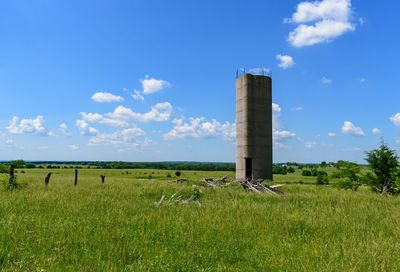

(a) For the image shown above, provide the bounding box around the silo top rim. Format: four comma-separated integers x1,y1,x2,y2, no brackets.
236,68,271,78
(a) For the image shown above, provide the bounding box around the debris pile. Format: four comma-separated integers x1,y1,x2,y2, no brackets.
200,176,231,187
176,179,190,183
173,175,284,195
237,179,284,195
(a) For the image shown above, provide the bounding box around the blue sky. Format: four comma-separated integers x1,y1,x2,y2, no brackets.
0,0,399,163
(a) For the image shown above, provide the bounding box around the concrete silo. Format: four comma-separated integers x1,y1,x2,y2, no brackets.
236,69,273,180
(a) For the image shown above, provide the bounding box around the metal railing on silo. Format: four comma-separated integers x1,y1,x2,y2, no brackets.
236,68,272,78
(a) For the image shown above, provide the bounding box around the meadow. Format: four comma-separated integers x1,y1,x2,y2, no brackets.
1,168,400,271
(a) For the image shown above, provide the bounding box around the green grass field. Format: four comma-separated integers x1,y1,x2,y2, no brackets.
1,168,400,271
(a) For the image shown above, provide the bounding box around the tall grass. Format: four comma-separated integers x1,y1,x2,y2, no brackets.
0,169,399,271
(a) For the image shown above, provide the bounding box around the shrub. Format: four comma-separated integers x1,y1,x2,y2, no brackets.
2,175,26,191
273,166,287,175
330,171,343,179
175,171,181,177
302,170,312,176
365,141,399,194
337,161,360,182
311,168,319,177
336,180,360,191
10,160,25,168
0,164,10,174
25,163,36,169
287,167,296,173
316,172,329,185
167,173,172,178
332,161,362,190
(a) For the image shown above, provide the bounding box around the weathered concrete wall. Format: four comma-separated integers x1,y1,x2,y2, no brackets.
236,73,273,180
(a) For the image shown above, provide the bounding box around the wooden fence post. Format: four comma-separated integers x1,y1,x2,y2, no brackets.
45,173,52,187
100,175,105,184
10,164,15,179
74,169,78,186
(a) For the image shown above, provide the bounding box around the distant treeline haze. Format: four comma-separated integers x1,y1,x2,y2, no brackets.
0,160,345,172
0,160,236,171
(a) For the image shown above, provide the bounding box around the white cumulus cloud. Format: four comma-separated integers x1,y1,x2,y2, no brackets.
389,113,400,127
276,54,295,69
321,76,333,85
89,127,151,151
272,103,296,148
59,123,70,136
289,0,351,23
291,106,304,112
107,102,173,123
75,120,99,136
274,130,296,145
69,144,79,150
79,102,173,129
286,0,355,47
341,121,365,137
80,112,128,127
91,92,124,103
164,117,236,142
134,102,173,122
132,90,144,101
5,139,14,145
141,75,171,95
6,116,52,136
372,128,381,135
304,141,317,149
272,103,281,113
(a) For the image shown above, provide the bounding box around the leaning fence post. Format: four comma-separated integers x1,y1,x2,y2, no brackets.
10,164,15,179
45,173,52,187
8,164,16,188
74,169,78,186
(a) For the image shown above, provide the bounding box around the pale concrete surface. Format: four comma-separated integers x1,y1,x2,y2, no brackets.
236,73,273,180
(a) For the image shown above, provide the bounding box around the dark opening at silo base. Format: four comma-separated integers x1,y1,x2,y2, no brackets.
245,158,252,179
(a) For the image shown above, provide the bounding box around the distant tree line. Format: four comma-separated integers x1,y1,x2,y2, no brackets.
1,161,336,173
0,160,236,172
0,160,354,173
0,160,365,174
273,165,295,175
